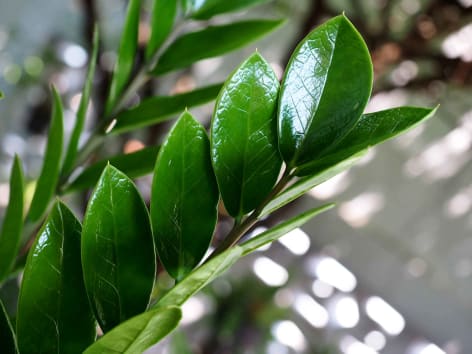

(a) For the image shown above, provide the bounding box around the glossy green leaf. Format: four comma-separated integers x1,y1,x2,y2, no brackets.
151,19,283,75
0,300,18,354
113,83,222,134
278,14,373,170
105,0,141,115
82,164,155,332
28,87,64,222
184,0,270,20
261,152,364,217
211,53,281,217
151,112,218,281
295,106,438,176
64,145,160,193
241,204,334,255
84,306,181,354
156,246,243,308
62,27,99,175
0,156,24,283
17,202,95,353
146,0,177,60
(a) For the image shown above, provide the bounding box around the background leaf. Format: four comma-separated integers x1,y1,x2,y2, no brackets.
105,0,141,115
0,300,18,354
151,19,283,75
184,0,270,20
82,164,155,332
28,87,64,222
278,14,373,169
151,112,218,281
0,156,24,283
211,52,281,217
17,202,95,353
113,83,222,134
84,306,181,354
146,0,177,60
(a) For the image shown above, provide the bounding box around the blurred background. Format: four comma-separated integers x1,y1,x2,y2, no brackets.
1,0,472,353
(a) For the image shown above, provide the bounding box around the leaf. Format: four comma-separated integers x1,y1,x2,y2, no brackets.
295,106,438,176
28,87,64,222
151,112,218,281
82,164,155,332
0,91,4,99
62,26,99,175
261,152,364,216
184,0,270,20
145,0,177,60
113,83,223,134
156,246,243,308
0,156,24,283
211,52,281,217
16,202,96,353
83,306,181,354
0,300,18,354
105,0,141,115
64,145,160,193
151,19,283,75
278,14,373,170
241,204,334,255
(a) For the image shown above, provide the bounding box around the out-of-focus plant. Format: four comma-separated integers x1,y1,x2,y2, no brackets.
0,1,436,352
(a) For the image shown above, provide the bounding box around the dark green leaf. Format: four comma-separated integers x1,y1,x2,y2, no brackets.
184,0,270,20
113,83,222,134
278,14,373,170
295,106,438,176
0,300,18,354
241,204,334,255
146,0,177,60
17,202,95,353
84,306,181,354
0,156,24,283
156,246,242,308
105,0,141,115
151,19,283,75
82,164,155,332
64,145,160,193
62,27,99,175
211,52,281,217
261,152,364,216
151,112,218,281
28,87,64,222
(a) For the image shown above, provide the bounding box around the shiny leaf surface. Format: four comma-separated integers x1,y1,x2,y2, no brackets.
151,19,283,75
64,145,160,193
0,300,18,354
84,306,181,354
146,0,177,60
28,87,64,222
17,202,95,353
278,15,372,169
151,112,218,280
184,0,269,20
211,53,281,217
0,156,24,282
82,165,155,332
105,0,141,115
113,83,222,134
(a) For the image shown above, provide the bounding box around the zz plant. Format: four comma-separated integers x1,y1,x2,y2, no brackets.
0,1,436,353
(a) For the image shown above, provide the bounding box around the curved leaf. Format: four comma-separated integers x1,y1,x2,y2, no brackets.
0,156,24,282
184,0,270,20
105,0,141,115
278,14,373,170
151,112,218,281
113,83,223,134
0,300,18,354
17,202,95,353
151,19,283,75
28,87,64,222
84,306,181,354
82,164,155,332
211,52,281,217
146,0,177,60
